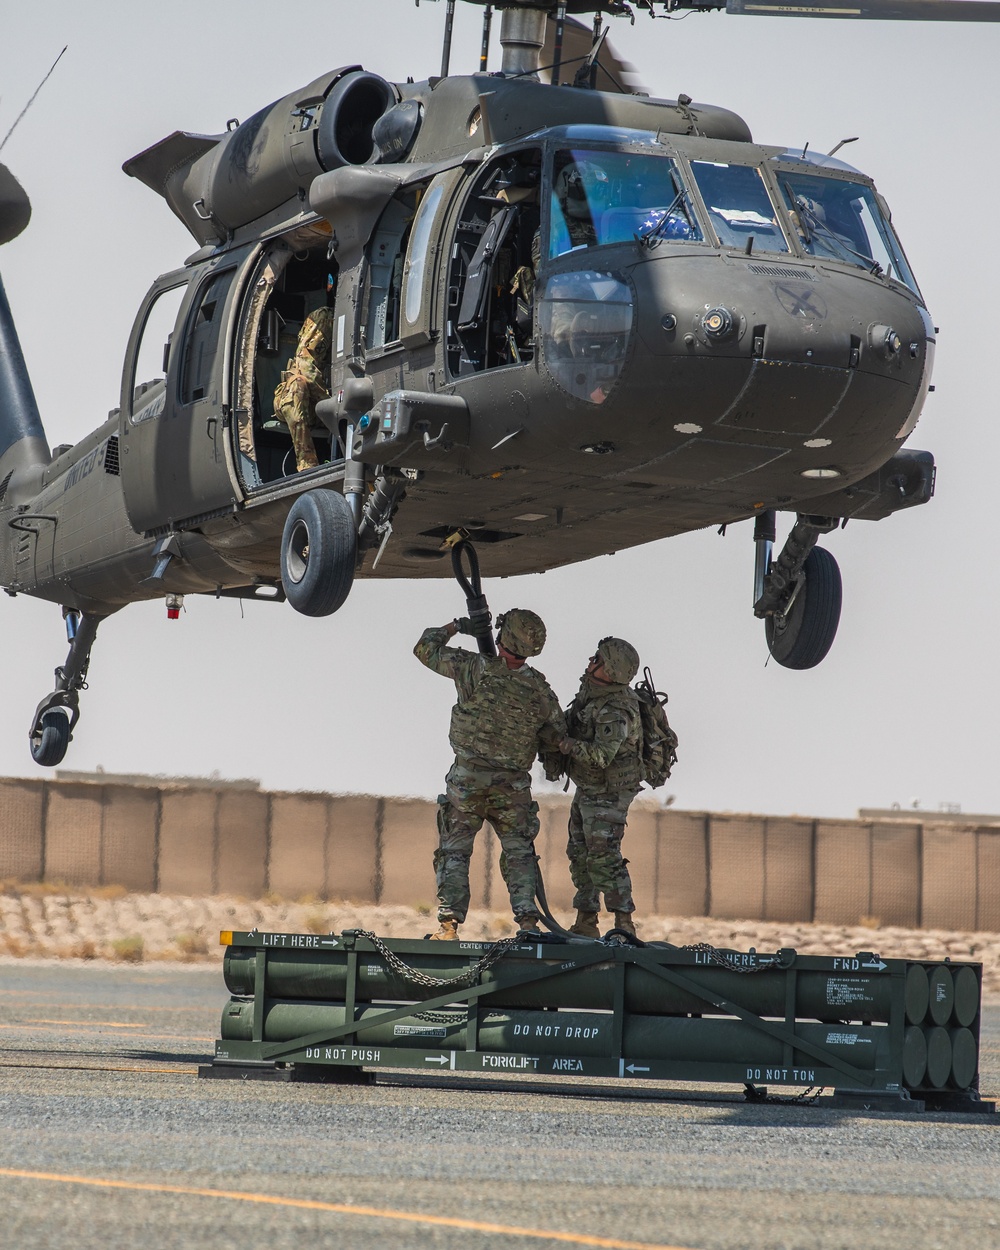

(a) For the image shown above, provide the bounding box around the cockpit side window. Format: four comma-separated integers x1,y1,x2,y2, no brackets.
402,180,446,329
775,170,919,293
548,149,701,259
688,161,790,254
367,193,416,350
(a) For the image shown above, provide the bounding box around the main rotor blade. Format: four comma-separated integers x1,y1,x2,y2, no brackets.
724,0,1000,19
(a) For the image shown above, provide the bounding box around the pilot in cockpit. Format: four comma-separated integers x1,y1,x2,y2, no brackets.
791,192,866,265
553,159,611,252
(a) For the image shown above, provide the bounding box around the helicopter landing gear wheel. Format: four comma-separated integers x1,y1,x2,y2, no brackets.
27,609,104,768
765,546,842,670
30,708,71,767
280,489,357,617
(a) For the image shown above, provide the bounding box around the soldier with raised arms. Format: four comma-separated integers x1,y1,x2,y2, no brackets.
415,609,566,941
558,637,644,940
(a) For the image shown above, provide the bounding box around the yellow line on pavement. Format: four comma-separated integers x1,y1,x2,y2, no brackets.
0,1024,213,1041
0,1168,696,1250
24,1019,146,1028
0,1063,192,1075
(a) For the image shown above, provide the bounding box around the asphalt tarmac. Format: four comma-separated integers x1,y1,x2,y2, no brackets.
0,960,997,1250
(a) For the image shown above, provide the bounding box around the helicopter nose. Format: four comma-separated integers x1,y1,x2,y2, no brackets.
578,254,933,486
629,254,928,376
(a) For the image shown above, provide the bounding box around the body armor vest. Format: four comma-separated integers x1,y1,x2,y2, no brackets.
450,659,550,772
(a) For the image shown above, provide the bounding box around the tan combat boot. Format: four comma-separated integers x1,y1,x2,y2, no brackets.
516,916,541,935
430,919,460,941
614,912,637,938
569,910,601,939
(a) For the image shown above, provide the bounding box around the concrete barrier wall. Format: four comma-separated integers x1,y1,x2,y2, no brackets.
0,775,998,931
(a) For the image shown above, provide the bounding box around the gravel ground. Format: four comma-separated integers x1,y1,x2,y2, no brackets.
0,962,998,1250
2,887,998,993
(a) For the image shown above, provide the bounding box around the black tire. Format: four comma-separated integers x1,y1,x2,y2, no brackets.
765,546,842,670
30,708,71,767
280,489,357,617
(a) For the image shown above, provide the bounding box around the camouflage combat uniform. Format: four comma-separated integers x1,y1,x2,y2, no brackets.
414,623,565,926
272,305,335,472
563,647,643,917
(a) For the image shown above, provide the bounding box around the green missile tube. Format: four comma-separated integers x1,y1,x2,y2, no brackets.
220,997,892,1072
223,946,914,1024
222,999,614,1057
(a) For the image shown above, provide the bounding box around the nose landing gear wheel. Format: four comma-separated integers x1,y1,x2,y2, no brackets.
280,489,357,617
30,708,71,767
765,546,842,670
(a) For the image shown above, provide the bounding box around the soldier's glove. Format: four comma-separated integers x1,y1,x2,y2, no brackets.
558,736,576,755
452,617,474,635
539,748,565,783
466,600,493,643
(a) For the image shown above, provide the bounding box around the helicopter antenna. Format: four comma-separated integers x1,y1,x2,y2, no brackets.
0,46,67,155
827,136,859,158
441,0,457,77
551,4,568,85
591,13,605,88
479,3,493,71
571,19,610,89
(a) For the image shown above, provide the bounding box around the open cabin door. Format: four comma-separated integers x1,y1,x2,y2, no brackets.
119,257,244,533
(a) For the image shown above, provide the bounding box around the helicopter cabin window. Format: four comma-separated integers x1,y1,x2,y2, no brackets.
129,283,188,423
548,149,701,259
181,267,237,404
446,150,543,377
775,171,919,293
688,162,789,253
403,180,446,328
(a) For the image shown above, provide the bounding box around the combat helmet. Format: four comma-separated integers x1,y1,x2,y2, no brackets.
555,159,611,219
497,608,546,658
596,636,640,685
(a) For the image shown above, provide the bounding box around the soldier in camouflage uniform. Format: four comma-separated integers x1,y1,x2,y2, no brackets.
552,158,611,255
414,609,566,941
558,637,643,940
272,305,335,473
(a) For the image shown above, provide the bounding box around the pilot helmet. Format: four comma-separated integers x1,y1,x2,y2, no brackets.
557,160,611,219
795,194,827,224
595,636,640,685
496,608,546,658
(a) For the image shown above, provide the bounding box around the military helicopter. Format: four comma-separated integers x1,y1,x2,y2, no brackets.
1,0,997,769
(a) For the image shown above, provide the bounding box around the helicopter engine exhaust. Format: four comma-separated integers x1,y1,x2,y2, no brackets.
125,69,398,245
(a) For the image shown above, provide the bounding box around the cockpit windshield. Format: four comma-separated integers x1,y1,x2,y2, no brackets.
688,161,790,254
774,169,919,294
548,149,701,258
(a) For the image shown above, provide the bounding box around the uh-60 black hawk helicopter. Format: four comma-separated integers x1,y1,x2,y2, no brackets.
1,0,997,768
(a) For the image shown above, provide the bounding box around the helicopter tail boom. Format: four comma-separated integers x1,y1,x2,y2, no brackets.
0,274,50,494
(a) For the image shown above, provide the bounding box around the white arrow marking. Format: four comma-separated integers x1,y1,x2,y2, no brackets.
861,959,887,971
425,1055,449,1065
625,1064,650,1074
319,940,339,947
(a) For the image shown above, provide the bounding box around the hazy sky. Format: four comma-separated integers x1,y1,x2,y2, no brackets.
0,1,998,818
